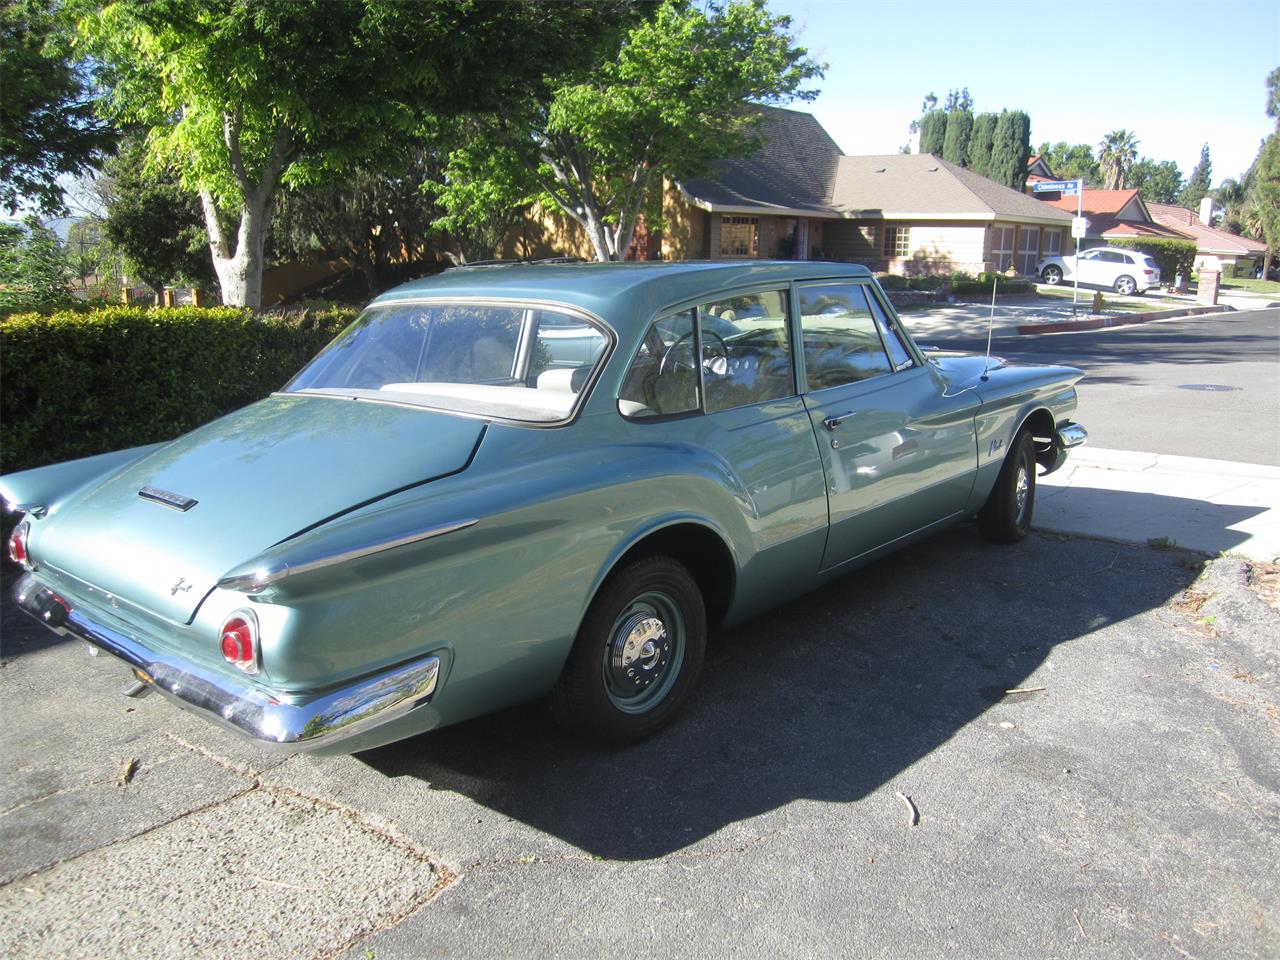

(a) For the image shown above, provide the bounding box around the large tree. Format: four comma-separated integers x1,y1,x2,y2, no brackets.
433,0,822,262
1128,158,1182,204
0,0,117,215
967,113,998,177
100,139,214,295
918,110,948,156
988,110,1031,191
1098,129,1139,190
1177,143,1213,210
941,109,973,166
78,0,646,306
1036,141,1100,186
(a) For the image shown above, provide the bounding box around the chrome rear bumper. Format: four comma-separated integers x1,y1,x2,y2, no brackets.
13,573,439,751
1039,421,1088,476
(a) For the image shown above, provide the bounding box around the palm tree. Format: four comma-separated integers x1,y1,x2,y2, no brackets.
1098,130,1140,190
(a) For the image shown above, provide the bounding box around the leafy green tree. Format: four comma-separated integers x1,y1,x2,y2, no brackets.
433,1,822,262
1035,141,1100,186
943,87,973,113
988,110,1031,190
101,140,213,295
79,0,646,306
1266,66,1280,125
919,110,948,155
1177,143,1213,209
0,218,71,309
941,110,973,165
1098,129,1139,190
1254,134,1280,277
967,113,997,177
65,216,122,291
0,0,117,216
1128,158,1182,204
272,144,445,295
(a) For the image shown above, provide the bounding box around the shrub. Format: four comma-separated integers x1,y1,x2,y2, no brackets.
1105,237,1196,283
950,272,1035,295
0,304,355,473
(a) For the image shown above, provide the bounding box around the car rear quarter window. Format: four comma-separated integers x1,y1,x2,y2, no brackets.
798,283,894,390
618,309,700,419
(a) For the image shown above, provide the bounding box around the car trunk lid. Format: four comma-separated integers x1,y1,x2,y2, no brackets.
34,394,484,623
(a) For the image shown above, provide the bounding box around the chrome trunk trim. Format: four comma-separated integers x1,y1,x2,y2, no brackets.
1058,423,1088,448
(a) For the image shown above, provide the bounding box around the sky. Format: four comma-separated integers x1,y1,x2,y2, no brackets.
769,0,1279,184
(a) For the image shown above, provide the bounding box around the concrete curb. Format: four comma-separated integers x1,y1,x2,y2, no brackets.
1016,304,1235,336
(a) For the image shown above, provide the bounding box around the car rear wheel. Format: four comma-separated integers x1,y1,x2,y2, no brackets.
978,428,1036,544
550,555,706,744
1114,275,1138,295
1041,265,1063,285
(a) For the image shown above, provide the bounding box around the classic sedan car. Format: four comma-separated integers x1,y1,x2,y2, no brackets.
3,261,1087,753
1038,247,1161,295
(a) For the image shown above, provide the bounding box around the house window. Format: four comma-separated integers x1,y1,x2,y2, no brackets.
720,216,759,257
1017,227,1040,276
991,226,1015,271
884,225,911,258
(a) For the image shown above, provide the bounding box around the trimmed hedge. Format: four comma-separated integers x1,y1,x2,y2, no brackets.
1105,237,1197,285
950,272,1035,295
1,304,355,474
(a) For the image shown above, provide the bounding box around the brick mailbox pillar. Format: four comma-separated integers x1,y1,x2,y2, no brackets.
1198,270,1220,305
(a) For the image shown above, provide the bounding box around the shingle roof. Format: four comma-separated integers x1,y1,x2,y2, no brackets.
676,109,1070,225
829,154,1073,222
677,107,843,217
1147,202,1267,255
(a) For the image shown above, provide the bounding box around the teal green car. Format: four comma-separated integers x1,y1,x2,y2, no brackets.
2,261,1086,752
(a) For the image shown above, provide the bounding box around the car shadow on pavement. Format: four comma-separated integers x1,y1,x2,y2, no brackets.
360,526,1200,861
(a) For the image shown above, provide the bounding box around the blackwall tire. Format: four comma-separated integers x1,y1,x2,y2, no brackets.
550,555,706,744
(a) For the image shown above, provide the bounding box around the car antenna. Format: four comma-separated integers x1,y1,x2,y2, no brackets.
981,267,1009,382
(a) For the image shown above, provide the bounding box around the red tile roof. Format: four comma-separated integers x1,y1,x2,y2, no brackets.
1147,202,1267,255
1042,189,1140,215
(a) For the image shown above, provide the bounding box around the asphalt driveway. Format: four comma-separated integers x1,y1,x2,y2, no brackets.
2,527,1277,959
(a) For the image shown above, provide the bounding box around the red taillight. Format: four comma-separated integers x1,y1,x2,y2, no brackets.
8,522,30,568
220,610,259,673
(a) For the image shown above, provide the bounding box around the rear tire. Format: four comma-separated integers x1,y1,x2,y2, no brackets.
1114,275,1137,295
979,429,1036,543
1041,265,1063,285
550,555,706,744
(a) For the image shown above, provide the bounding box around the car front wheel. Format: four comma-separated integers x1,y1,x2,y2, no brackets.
1114,275,1138,295
1041,265,1063,285
551,555,706,744
978,428,1036,543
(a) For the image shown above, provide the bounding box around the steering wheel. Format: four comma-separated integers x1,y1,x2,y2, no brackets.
659,330,729,376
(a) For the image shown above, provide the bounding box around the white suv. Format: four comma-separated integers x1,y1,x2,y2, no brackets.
1038,248,1161,295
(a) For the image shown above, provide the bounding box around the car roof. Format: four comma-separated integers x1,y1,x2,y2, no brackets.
372,260,875,330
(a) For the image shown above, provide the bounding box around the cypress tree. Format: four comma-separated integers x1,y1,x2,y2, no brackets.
988,111,1019,188
1178,144,1213,210
919,110,948,155
967,113,998,177
1008,110,1031,190
942,109,974,166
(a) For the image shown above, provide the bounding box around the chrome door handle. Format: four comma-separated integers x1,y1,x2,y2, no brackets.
822,411,854,431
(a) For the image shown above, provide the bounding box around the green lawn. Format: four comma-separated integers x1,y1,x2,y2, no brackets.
1220,277,1280,295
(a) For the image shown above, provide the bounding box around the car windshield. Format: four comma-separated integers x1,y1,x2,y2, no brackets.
284,302,610,423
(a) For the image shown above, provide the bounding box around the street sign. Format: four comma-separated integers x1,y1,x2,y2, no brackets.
1033,180,1081,195
1071,216,1088,238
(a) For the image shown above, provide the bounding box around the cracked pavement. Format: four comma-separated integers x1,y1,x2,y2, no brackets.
2,529,1278,959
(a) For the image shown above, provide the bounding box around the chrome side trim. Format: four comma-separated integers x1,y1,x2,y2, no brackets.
14,573,440,750
1058,423,1088,448
217,518,478,593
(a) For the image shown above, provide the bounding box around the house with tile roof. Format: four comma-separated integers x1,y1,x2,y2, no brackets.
1147,202,1267,277
505,107,1075,275
1033,187,1185,245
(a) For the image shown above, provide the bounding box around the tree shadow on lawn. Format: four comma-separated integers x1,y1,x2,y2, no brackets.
360,526,1200,861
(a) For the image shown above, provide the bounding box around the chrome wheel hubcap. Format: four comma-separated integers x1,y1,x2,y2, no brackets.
603,592,683,713
1014,464,1030,523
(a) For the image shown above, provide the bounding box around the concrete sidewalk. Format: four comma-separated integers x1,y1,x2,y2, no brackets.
1037,447,1280,562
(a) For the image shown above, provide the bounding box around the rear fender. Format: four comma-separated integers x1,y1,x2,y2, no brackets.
0,443,166,517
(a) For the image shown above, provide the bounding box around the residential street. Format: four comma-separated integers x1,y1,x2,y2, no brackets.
2,307,1278,960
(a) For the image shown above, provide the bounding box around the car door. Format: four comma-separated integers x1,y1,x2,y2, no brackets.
796,281,979,570
1073,248,1103,285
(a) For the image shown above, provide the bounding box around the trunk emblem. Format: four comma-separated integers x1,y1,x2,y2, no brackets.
139,486,199,512
170,577,193,596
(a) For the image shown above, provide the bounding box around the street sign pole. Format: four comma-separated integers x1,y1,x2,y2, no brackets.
1073,179,1082,316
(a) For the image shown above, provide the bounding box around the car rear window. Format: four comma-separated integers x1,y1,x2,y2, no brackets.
284,302,610,424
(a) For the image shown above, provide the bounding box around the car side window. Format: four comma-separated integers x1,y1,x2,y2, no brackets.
864,292,915,372
618,309,700,419
798,282,894,390
699,290,794,413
